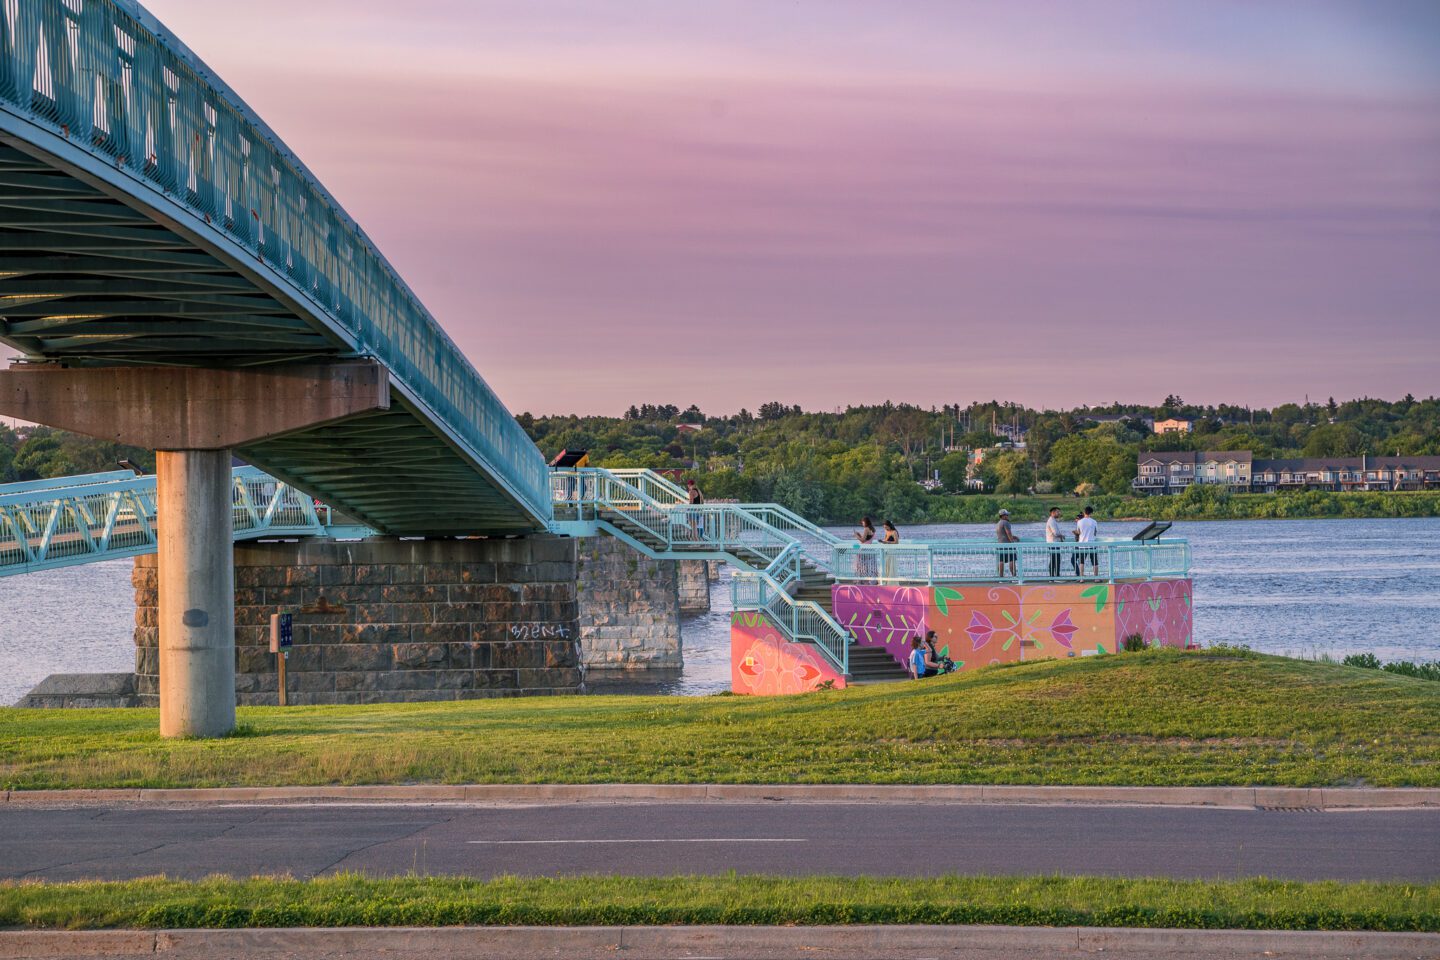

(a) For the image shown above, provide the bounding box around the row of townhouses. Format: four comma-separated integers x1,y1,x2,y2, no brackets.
1133,451,1440,494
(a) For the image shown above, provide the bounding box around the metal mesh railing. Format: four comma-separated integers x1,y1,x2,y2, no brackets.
0,466,324,577
830,538,1191,584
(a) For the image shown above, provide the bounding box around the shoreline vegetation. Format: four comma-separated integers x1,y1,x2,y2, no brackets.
914,488,1440,525
3,650,1438,790
3,874,1438,932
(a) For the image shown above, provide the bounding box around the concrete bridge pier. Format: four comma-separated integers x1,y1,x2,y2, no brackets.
0,360,390,737
155,450,236,738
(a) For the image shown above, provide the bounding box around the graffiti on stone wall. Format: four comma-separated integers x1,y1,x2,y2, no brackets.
509,623,571,640
731,611,847,695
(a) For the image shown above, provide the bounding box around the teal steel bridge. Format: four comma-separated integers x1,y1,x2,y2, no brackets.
0,0,549,535
0,2,1193,690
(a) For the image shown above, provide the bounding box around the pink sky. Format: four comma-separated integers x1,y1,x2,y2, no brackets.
147,0,1440,416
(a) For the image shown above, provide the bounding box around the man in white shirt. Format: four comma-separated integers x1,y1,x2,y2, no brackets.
1044,506,1066,577
1076,505,1100,577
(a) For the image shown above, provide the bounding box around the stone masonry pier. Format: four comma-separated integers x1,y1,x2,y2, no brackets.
575,535,684,672
132,536,582,705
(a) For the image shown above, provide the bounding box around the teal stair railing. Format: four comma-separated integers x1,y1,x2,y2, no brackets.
551,467,851,674
831,538,1191,584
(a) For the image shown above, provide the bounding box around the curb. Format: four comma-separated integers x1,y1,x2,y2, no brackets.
4,784,1440,808
3,925,1439,959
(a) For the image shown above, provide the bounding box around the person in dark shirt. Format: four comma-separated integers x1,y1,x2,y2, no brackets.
995,508,1019,578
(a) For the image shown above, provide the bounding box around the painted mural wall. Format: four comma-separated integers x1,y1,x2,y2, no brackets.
829,579,1194,675
731,611,848,695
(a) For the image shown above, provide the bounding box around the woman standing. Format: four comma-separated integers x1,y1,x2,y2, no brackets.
855,516,876,578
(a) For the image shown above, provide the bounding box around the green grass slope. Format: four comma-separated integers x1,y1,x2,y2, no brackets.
3,649,1438,789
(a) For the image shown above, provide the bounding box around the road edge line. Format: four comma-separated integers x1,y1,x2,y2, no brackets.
4,784,1439,807
2,925,1439,959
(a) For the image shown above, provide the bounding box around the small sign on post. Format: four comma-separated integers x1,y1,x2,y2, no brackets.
269,612,293,706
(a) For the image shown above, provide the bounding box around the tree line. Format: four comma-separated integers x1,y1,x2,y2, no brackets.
521,395,1440,524
5,394,1436,525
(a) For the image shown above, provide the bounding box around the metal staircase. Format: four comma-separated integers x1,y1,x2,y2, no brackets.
552,467,909,681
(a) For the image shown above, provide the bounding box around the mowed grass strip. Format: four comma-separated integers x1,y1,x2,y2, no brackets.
2,873,1438,932
3,649,1438,789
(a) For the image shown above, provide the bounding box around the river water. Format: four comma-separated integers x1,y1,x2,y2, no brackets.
3,517,1438,703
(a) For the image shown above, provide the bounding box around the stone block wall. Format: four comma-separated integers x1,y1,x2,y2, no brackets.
677,560,712,615
576,534,681,671
133,536,582,706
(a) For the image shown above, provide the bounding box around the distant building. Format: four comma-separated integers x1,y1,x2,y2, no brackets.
994,423,1027,445
1134,452,1440,495
1084,413,1154,430
1153,417,1194,435
1134,450,1251,493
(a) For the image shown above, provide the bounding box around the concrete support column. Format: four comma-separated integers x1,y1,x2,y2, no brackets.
156,449,235,738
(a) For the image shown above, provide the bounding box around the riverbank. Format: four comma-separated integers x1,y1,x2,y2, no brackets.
4,649,1439,789
916,489,1440,524
4,874,1438,932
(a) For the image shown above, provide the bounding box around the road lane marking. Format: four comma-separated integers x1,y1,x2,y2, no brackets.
467,838,806,844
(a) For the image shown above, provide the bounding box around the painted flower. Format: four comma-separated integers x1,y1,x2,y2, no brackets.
967,610,995,651
1049,608,1077,649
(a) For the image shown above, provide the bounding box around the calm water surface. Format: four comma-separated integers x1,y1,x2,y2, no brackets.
3,518,1438,703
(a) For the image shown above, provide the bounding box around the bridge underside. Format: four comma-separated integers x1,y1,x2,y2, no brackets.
0,141,536,535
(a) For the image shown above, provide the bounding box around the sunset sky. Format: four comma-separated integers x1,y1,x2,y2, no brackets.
146,0,1440,416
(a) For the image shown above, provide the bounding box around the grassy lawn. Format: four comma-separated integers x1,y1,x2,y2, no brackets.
2,874,1437,931
2,649,1438,790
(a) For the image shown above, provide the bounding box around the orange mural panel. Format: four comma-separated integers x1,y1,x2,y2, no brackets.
731,611,848,695
926,582,1116,672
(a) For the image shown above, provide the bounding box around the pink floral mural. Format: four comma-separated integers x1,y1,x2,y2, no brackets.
1114,579,1194,649
732,577,1195,694
932,583,1114,670
731,611,847,695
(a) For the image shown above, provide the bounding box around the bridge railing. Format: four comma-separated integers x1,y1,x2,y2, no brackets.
830,537,1191,585
0,467,323,577
551,466,851,675
0,0,551,523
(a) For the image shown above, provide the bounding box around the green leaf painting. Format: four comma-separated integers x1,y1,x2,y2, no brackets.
1080,583,1109,613
934,586,964,616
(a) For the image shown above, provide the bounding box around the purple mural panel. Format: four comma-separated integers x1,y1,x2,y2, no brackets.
1115,578,1194,649
831,583,929,667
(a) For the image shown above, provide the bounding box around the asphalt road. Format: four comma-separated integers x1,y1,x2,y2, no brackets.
2,802,1438,882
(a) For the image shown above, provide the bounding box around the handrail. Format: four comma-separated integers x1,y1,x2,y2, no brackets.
551,466,852,674
0,466,326,577
832,537,1191,585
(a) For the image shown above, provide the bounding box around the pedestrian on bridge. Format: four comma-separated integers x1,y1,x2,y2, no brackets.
995,509,1019,579
1045,506,1066,578
686,478,705,539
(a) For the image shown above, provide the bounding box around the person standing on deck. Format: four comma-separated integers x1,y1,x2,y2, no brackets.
855,516,877,578
1076,505,1100,578
685,478,704,539
1071,512,1086,577
1045,506,1066,578
995,509,1019,579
